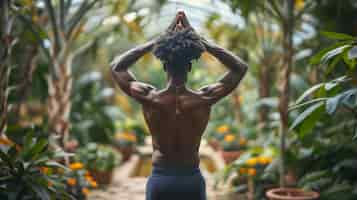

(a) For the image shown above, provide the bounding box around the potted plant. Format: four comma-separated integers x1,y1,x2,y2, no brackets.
217,148,277,200
66,162,98,199
0,132,74,200
76,143,121,185
220,133,247,164
114,131,137,161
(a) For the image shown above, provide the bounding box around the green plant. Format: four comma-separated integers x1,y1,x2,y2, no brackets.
71,72,121,145
0,131,73,200
290,32,357,137
216,147,278,199
76,143,121,172
288,32,357,199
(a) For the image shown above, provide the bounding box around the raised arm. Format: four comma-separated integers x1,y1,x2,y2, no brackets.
199,40,248,105
111,40,156,105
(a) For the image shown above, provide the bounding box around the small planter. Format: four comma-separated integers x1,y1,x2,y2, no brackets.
117,145,134,162
208,139,220,151
266,188,319,200
90,170,114,185
220,150,241,164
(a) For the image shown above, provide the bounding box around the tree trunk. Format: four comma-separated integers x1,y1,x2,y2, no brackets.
232,90,243,123
278,0,294,188
47,57,73,148
0,0,11,135
12,46,38,120
258,62,271,125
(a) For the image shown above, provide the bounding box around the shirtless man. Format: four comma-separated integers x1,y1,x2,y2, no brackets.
111,11,247,200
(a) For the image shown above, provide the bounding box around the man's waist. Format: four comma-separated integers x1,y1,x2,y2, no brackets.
152,150,200,169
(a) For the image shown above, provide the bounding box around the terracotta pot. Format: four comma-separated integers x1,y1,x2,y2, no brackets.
208,139,220,151
220,150,241,164
117,145,134,162
266,188,319,200
90,170,114,185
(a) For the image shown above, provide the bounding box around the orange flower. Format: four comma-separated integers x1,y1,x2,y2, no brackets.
69,162,83,170
224,134,235,143
115,132,137,142
246,158,258,166
85,175,93,182
258,157,272,165
216,125,229,134
0,137,13,145
247,168,257,176
40,167,49,174
239,167,247,174
239,138,247,146
67,178,77,186
89,180,98,188
85,171,91,177
48,181,53,187
82,188,90,196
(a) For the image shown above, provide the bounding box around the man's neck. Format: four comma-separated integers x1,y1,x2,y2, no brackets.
167,75,187,90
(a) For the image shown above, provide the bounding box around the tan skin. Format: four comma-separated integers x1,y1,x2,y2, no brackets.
111,11,248,168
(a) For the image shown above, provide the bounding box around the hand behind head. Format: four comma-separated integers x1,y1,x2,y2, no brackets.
167,10,193,32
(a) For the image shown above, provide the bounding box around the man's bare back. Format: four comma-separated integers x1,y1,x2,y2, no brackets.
111,11,247,169
143,87,211,168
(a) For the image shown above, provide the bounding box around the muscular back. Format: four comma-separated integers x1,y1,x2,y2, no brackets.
142,88,211,168
111,37,247,168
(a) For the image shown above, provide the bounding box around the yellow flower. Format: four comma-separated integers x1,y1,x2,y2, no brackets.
295,0,304,10
224,134,235,143
216,125,229,134
258,157,272,165
90,180,98,188
247,168,257,176
69,162,84,170
239,167,247,174
246,158,258,166
82,188,90,196
239,138,247,146
115,132,137,142
67,178,77,186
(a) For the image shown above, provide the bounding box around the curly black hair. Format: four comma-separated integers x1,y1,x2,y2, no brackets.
153,29,205,75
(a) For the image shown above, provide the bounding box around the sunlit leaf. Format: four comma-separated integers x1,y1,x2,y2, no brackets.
348,46,357,59
295,83,324,104
321,31,356,40
289,102,324,132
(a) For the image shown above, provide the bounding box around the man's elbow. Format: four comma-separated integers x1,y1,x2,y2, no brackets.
241,63,248,76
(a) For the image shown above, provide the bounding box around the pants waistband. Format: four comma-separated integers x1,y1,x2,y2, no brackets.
151,165,201,176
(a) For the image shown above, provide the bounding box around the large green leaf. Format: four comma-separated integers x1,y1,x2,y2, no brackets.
326,95,342,115
310,41,352,65
295,83,324,104
321,45,350,64
348,46,357,59
321,31,356,41
321,183,355,200
290,102,324,130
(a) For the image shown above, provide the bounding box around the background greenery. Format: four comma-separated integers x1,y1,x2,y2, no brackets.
1,0,357,199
